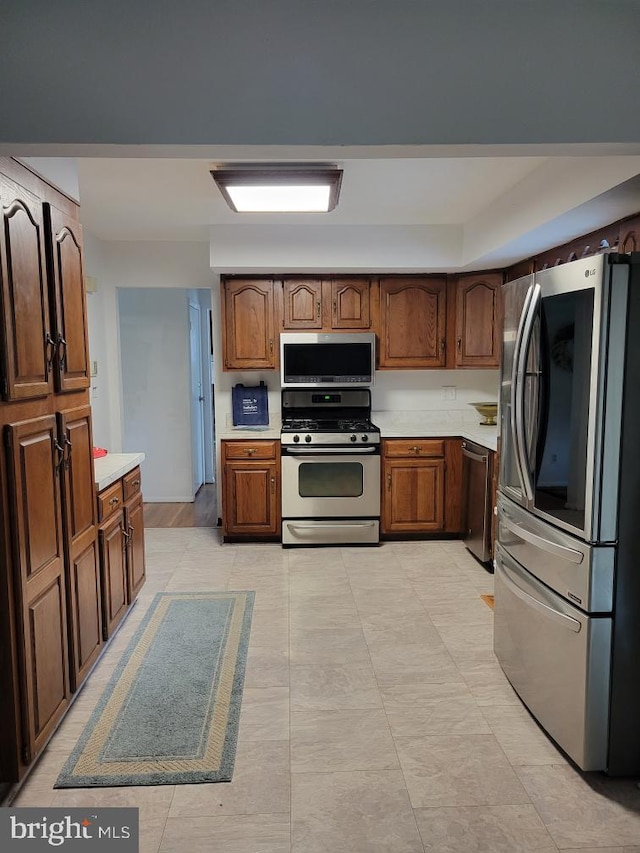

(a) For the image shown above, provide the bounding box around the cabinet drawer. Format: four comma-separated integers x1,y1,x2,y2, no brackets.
223,440,277,460
384,439,445,458
97,481,124,522
123,467,142,502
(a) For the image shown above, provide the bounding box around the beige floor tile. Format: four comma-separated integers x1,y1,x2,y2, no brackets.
457,660,520,706
290,661,382,711
289,569,352,598
394,734,531,808
291,709,399,772
238,687,290,741
516,764,640,848
482,705,568,766
245,645,290,687
169,740,290,817
367,642,463,687
291,769,424,853
361,611,443,647
160,813,290,852
290,624,370,664
51,785,175,807
352,588,426,618
381,682,492,737
414,803,557,852
434,622,496,662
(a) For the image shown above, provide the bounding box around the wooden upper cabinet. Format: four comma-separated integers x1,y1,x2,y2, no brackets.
330,278,371,329
455,273,503,368
44,205,91,393
618,215,640,254
282,279,323,329
378,277,447,368
222,279,277,370
0,175,53,401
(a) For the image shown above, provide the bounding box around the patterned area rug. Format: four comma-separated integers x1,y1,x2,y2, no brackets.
55,590,254,788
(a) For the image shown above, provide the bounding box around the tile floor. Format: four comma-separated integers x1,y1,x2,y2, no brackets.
11,530,640,852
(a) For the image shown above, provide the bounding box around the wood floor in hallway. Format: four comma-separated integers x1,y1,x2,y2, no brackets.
144,483,218,528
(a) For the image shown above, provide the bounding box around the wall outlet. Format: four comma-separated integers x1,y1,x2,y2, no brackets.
441,386,456,401
91,360,98,377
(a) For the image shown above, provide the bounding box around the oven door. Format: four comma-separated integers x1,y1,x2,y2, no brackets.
281,446,380,518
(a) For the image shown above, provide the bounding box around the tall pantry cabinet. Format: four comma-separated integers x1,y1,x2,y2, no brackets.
0,158,98,789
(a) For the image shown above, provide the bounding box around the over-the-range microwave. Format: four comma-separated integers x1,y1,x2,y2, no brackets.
280,332,375,388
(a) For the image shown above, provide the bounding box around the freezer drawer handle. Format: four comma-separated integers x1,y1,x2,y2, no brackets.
500,513,584,565
499,558,582,633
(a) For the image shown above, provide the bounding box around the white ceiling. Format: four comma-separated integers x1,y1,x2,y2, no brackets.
63,148,640,271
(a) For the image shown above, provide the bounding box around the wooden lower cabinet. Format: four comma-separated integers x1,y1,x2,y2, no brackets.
97,465,146,639
381,438,463,535
222,440,280,539
98,511,128,639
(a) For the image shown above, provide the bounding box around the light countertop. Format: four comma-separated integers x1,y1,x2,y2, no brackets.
218,411,498,451
372,412,498,451
94,452,145,492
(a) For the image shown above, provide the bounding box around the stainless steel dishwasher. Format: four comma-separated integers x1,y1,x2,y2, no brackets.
462,439,493,566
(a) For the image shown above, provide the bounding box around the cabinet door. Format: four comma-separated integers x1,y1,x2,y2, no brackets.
330,279,371,329
379,278,447,368
0,175,54,401
5,415,70,761
58,405,101,690
44,205,91,392
382,457,445,533
282,279,323,329
223,460,279,536
98,511,128,638
455,273,503,368
222,279,277,370
124,494,146,602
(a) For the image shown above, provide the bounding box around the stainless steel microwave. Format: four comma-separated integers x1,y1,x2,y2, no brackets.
280,332,375,387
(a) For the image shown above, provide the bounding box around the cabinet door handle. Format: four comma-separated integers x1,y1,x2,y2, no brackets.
244,448,257,455
387,473,392,489
53,439,65,468
45,332,56,375
440,338,446,355
57,335,67,370
128,524,134,538
109,496,120,506
269,339,274,353
63,436,72,469
316,300,321,319
132,479,140,487
271,476,276,492
457,338,462,350
122,526,130,550
411,445,423,454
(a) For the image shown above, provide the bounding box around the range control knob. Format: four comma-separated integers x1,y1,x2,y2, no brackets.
350,434,358,442
305,434,312,443
293,434,300,443
361,434,369,442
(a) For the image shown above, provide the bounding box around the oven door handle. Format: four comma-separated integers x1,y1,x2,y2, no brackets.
283,446,378,455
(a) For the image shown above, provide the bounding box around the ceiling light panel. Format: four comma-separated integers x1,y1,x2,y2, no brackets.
212,167,342,213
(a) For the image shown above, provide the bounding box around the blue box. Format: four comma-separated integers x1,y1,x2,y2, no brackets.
232,382,269,427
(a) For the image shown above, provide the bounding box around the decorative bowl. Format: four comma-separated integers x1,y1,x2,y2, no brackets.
470,402,498,426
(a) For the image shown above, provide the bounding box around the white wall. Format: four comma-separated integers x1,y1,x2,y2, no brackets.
83,238,213,500
119,289,193,501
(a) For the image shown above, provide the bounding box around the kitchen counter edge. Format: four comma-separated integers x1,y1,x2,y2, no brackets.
94,452,146,492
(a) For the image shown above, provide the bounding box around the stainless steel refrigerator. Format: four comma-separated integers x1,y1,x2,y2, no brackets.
494,252,640,774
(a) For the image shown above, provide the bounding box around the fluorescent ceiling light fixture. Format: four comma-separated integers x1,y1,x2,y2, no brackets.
211,167,343,212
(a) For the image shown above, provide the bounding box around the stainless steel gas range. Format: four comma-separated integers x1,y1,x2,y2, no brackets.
280,388,380,546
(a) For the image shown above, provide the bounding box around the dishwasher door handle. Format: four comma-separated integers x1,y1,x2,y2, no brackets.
462,447,488,464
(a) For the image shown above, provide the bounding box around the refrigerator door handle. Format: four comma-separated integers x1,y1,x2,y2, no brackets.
514,283,541,501
498,554,582,633
510,283,534,499
500,513,584,565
